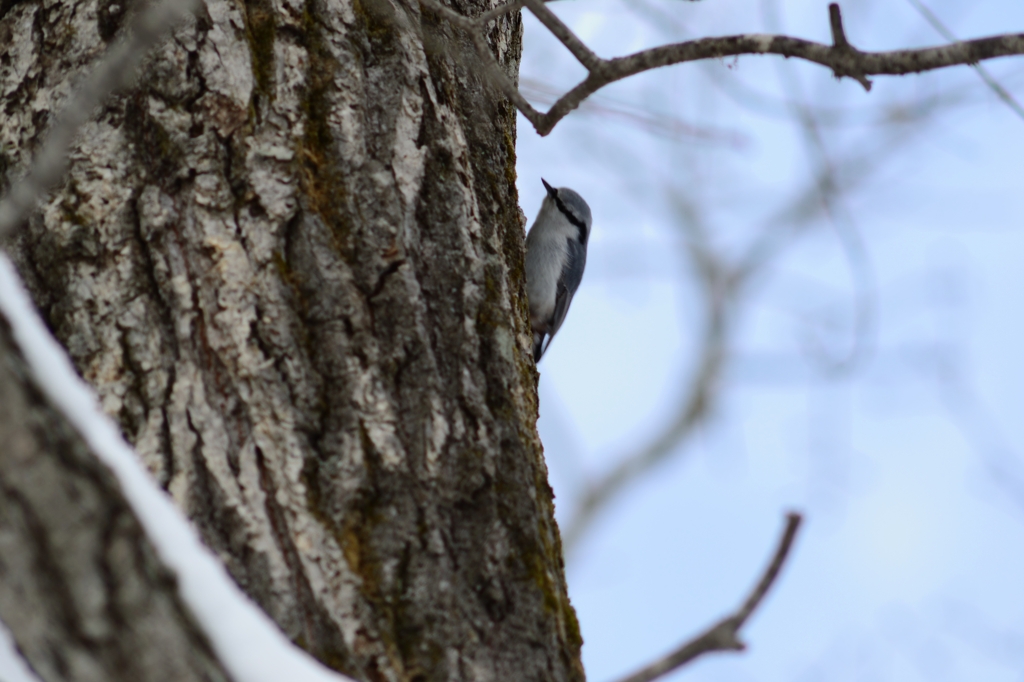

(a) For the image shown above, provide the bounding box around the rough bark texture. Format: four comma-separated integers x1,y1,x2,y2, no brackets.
0,315,232,682
1,0,583,681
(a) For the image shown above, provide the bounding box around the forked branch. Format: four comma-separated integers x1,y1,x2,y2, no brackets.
419,0,1024,136
612,513,804,682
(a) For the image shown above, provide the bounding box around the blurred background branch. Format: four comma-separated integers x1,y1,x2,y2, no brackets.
517,0,1024,680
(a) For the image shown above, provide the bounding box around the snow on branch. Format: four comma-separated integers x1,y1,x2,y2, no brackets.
0,255,356,682
611,513,803,682
421,0,1024,136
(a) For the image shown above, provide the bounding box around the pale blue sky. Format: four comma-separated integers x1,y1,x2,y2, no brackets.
516,1,1024,680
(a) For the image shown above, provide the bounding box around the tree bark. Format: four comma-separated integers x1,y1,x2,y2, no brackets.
0,0,583,680
0,314,232,682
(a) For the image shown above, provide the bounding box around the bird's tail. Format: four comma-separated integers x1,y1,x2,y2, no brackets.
533,332,549,362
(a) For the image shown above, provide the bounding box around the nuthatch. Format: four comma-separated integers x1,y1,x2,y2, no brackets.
525,179,592,362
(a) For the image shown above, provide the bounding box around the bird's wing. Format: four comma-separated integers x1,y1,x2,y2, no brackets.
539,240,587,360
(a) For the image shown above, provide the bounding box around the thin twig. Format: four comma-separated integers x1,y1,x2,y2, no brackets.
0,0,199,238
612,513,803,682
826,3,871,90
828,3,851,50
423,0,1024,136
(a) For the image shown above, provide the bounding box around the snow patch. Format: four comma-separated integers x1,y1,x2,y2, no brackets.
749,33,775,52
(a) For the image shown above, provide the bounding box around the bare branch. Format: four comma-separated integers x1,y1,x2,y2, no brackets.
424,0,1024,136
612,513,804,682
906,0,1024,121
0,0,199,238
539,30,1024,135
628,0,991,126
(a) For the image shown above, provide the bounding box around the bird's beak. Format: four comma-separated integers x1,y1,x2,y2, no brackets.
541,178,557,198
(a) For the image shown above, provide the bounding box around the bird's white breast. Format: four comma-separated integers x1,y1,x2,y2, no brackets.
525,204,575,325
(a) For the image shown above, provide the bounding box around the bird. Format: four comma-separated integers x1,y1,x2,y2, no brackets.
525,178,592,362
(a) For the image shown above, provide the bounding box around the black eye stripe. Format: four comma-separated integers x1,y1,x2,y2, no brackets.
552,194,588,243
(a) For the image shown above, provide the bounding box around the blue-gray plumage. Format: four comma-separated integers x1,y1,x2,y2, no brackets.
525,179,592,362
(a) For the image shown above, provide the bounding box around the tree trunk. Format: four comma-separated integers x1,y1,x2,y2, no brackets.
0,0,583,680
0,315,231,682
